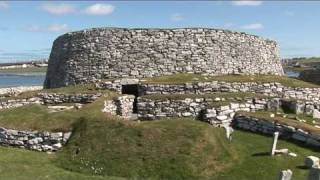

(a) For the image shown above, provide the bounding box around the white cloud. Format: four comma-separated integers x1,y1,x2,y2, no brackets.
0,2,9,9
222,22,235,28
284,10,294,16
232,1,263,6
41,3,75,15
25,24,70,33
84,3,115,15
25,25,42,32
47,24,69,32
171,13,184,22
240,23,264,30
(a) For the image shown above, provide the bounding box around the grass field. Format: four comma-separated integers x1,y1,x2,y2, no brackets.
0,120,318,180
143,73,320,88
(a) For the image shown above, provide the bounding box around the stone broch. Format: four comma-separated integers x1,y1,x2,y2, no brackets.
44,27,284,88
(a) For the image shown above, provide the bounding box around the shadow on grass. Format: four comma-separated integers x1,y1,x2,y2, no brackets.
252,152,270,157
296,165,309,170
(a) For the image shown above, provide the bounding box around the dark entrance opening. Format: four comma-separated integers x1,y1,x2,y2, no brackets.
121,84,139,113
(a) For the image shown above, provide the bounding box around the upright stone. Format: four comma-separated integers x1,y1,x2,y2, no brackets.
306,156,320,168
313,109,320,119
271,131,280,156
279,169,292,180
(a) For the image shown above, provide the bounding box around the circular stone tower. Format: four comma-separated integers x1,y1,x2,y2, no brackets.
44,27,284,88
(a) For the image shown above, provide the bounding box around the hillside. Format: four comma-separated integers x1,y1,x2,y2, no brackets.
283,57,320,72
0,116,318,180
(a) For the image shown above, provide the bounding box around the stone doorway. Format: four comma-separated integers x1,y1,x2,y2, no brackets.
121,84,139,113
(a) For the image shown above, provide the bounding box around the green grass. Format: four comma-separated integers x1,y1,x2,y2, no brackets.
0,113,319,179
0,67,47,74
236,111,320,134
143,73,320,88
0,93,118,132
0,147,123,180
3,84,115,100
141,92,266,101
214,129,320,180
57,118,233,180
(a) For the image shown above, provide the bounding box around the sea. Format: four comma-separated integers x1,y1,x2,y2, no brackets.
0,71,299,88
0,73,45,88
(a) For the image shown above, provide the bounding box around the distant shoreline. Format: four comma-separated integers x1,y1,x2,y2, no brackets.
0,72,46,77
0,66,47,75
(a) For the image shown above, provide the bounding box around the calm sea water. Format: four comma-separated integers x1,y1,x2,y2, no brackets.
0,73,45,88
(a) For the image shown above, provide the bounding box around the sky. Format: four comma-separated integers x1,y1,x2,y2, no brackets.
0,0,320,63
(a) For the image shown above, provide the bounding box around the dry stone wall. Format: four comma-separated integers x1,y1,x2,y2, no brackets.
45,27,283,88
0,86,43,96
234,115,320,147
137,96,271,122
137,96,320,126
102,95,135,119
0,127,71,152
140,82,320,102
0,93,102,109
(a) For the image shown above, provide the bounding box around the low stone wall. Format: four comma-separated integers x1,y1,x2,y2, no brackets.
0,127,71,152
137,96,272,122
102,95,135,119
96,79,320,103
233,115,320,147
39,93,102,104
137,96,320,125
0,97,42,110
96,79,140,93
281,99,320,115
0,93,102,109
0,86,43,96
140,82,320,102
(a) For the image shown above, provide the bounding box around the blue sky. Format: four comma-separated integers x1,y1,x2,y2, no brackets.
0,1,319,63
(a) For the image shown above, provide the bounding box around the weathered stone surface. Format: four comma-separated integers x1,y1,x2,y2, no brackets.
306,156,320,168
313,109,320,119
308,165,320,180
0,127,71,152
102,95,135,119
44,27,283,88
279,169,292,180
233,115,320,148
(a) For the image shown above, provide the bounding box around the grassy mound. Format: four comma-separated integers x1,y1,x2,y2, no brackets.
56,118,235,180
0,93,117,131
143,73,320,88
0,117,318,179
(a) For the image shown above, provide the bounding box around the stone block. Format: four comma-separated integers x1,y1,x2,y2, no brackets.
306,156,320,168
